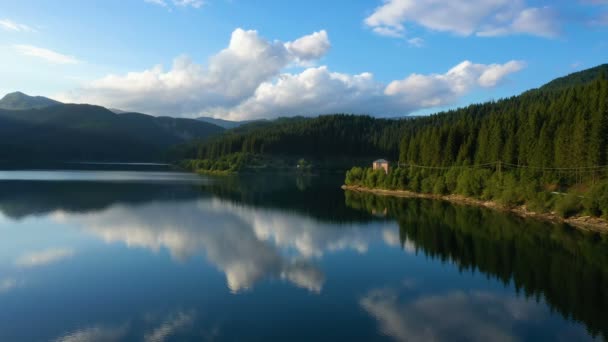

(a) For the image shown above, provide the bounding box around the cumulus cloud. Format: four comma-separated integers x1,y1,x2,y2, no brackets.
384,60,525,109
60,28,330,116
60,28,523,120
0,19,35,32
15,248,74,268
14,45,80,64
285,30,331,61
365,0,560,38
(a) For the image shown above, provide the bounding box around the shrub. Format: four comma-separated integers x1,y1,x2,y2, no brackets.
585,182,608,218
555,194,584,218
432,176,447,195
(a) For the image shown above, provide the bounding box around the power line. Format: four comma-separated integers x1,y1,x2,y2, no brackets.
396,161,608,173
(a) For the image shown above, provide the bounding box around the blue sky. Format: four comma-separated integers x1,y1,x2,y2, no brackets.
1,0,607,120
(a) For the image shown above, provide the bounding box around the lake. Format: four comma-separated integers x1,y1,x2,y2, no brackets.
0,168,606,341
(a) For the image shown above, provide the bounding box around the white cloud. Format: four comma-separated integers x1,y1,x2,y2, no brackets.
173,0,205,8
14,45,80,64
384,60,525,109
145,0,167,6
145,0,205,8
60,28,523,120
365,0,560,39
285,30,331,61
477,7,560,38
407,37,424,47
0,19,35,32
15,248,74,268
212,66,388,120
61,28,329,116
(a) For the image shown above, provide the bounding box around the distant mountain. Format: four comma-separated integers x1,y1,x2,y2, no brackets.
197,116,263,129
539,64,608,91
0,101,225,162
0,91,62,110
109,108,128,114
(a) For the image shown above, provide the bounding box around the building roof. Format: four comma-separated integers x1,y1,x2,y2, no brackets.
374,159,388,163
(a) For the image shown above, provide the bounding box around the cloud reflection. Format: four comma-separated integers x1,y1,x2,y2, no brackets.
54,324,128,342
359,285,597,342
54,310,198,342
144,311,195,342
56,198,397,293
15,248,75,268
0,277,17,293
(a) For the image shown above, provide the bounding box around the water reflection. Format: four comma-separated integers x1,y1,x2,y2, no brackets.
361,287,587,342
346,191,608,341
0,171,606,341
53,310,198,342
15,248,75,268
53,198,395,293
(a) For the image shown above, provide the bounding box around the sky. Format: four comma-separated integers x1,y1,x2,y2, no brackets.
0,0,607,120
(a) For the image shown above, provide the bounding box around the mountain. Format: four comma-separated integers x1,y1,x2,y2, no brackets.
0,91,62,110
0,102,224,162
538,64,608,91
197,116,263,129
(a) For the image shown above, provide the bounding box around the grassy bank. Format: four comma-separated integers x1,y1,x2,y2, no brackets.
342,185,608,233
178,153,374,174
344,166,608,231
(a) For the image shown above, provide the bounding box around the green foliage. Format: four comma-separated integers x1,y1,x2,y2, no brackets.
170,114,409,162
555,194,584,218
538,64,608,92
345,164,608,218
585,183,608,218
344,66,608,219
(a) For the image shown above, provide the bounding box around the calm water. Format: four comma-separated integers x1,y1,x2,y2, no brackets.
0,168,606,341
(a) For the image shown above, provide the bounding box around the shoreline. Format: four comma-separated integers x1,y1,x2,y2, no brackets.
342,185,608,234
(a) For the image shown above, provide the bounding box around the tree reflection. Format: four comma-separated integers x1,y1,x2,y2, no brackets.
345,191,608,340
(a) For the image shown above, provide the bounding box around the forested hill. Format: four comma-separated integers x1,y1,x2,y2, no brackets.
171,115,407,162
0,103,224,162
538,64,608,92
0,91,62,110
172,64,607,172
398,70,607,169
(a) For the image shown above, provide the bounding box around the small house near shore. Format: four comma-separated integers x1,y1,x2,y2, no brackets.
373,159,389,174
